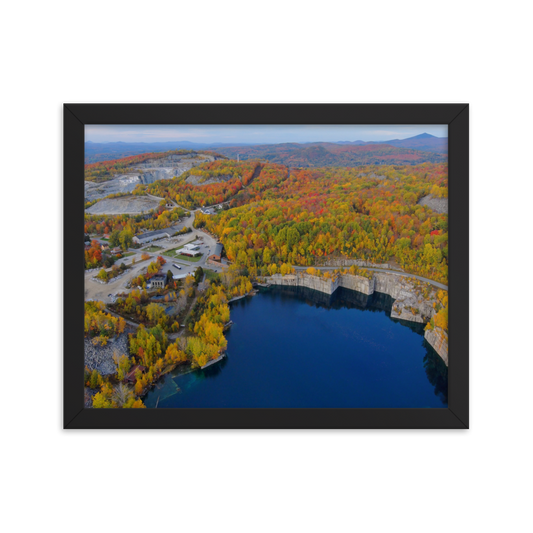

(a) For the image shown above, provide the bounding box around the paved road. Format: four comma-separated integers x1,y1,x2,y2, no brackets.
85,211,226,304
292,265,448,290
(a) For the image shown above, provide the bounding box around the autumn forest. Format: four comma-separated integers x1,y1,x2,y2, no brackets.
132,160,448,283
84,133,449,409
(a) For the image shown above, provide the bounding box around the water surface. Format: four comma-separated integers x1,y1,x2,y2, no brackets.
144,286,448,408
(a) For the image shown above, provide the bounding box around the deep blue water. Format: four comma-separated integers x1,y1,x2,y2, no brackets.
144,286,448,408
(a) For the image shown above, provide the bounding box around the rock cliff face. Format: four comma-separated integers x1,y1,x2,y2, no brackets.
269,274,339,294
424,327,448,365
373,273,436,324
339,273,375,294
266,271,447,365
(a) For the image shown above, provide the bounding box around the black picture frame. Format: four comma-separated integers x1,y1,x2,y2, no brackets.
64,103,469,429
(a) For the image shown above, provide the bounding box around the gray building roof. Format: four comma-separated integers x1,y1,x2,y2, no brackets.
134,224,183,242
213,243,223,257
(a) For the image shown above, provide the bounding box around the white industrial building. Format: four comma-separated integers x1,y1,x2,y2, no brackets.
173,272,194,280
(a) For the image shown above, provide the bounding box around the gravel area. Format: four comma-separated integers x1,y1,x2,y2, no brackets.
84,333,129,375
86,196,160,215
418,194,448,214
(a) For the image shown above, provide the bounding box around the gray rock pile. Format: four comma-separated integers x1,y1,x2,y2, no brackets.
417,194,448,214
84,333,129,375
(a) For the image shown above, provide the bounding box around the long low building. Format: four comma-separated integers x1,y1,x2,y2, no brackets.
173,272,194,280
133,224,183,245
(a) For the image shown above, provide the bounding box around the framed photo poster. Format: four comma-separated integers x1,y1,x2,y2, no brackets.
64,103,469,429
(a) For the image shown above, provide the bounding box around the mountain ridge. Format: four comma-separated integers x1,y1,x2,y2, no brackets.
84,133,447,163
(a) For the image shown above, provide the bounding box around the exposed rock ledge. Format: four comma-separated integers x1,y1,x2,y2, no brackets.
424,327,448,365
265,272,447,365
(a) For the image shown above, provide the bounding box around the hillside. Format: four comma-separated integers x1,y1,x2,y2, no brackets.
84,152,223,203
214,142,446,167
84,150,226,182
372,133,447,154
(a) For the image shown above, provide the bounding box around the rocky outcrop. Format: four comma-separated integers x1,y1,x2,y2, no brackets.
266,271,447,365
374,273,435,324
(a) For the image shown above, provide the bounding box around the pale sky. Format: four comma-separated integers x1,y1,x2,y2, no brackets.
85,124,448,144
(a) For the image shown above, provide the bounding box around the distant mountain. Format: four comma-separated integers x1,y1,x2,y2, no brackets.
323,134,446,154
84,133,447,164
304,134,447,153
366,133,447,154
409,133,434,139
215,142,446,167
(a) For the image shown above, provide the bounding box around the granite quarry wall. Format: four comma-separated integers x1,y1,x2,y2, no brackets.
266,272,447,365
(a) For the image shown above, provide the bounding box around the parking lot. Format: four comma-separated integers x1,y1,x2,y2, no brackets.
85,225,223,304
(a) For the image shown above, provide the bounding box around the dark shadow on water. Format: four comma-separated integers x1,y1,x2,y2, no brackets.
258,284,394,314
423,340,448,404
390,315,426,336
